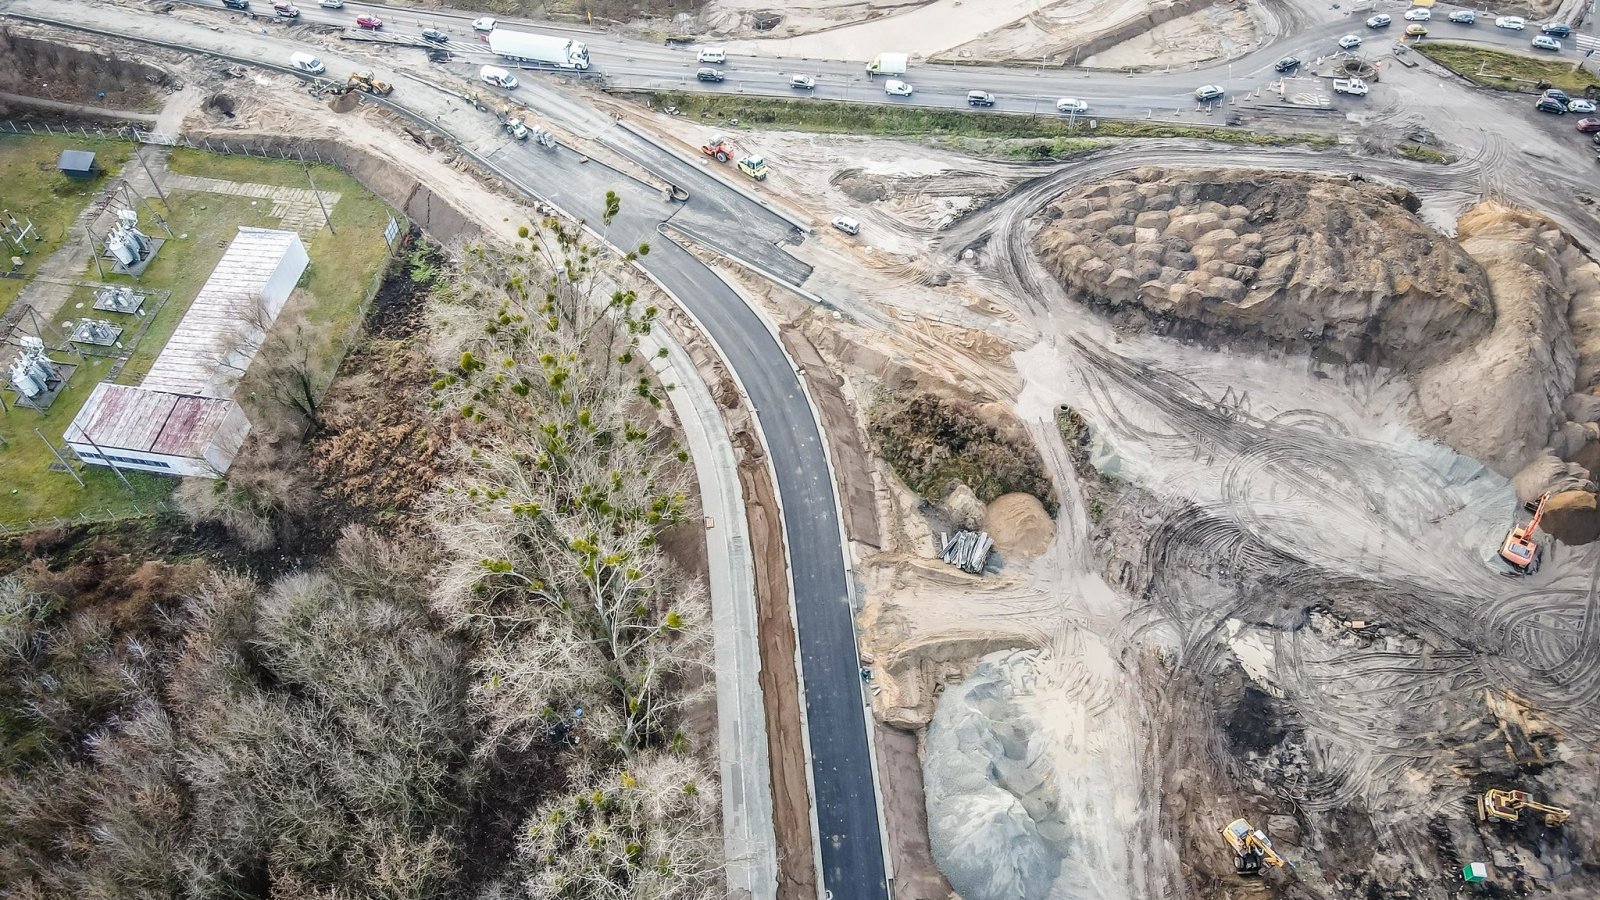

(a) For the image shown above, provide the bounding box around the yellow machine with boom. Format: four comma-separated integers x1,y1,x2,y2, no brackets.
1500,492,1550,573
1220,818,1285,875
1479,789,1570,827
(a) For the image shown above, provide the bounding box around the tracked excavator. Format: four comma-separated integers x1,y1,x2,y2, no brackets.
1220,818,1285,875
1479,789,1571,827
1500,491,1551,574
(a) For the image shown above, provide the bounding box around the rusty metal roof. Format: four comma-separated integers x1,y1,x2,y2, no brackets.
65,383,236,457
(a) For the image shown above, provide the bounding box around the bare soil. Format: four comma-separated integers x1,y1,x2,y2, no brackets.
0,29,172,112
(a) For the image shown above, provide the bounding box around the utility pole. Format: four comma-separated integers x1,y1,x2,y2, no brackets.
133,145,168,207
76,424,134,492
35,429,85,487
305,161,335,235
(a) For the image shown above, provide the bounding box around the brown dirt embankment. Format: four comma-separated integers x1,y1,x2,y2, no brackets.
1034,167,1494,368
0,29,171,112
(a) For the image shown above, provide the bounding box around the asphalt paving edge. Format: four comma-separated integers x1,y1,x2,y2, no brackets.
615,118,816,231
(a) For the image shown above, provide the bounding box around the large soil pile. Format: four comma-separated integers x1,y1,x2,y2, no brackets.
1034,168,1494,366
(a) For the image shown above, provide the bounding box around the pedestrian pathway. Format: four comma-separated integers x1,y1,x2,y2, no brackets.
161,172,339,239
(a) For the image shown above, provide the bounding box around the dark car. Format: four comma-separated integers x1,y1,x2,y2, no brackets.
696,67,724,82
221,0,249,8
1537,96,1568,114
421,28,449,43
1274,56,1301,73
967,90,995,107
1544,88,1571,106
1542,22,1573,37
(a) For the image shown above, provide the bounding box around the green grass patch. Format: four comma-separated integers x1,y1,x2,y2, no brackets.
1007,137,1107,159
1,150,395,531
0,135,134,318
1396,143,1455,164
627,91,1330,147
1415,42,1600,93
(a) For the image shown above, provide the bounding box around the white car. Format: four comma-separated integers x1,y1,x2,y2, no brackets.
790,74,816,89
830,216,861,236
697,47,726,64
1533,35,1563,50
1495,16,1527,30
1337,34,1363,49
1366,14,1391,27
318,0,342,7
884,79,913,96
1194,84,1224,101
1056,97,1089,113
473,16,497,31
1569,98,1598,113
1403,7,1430,21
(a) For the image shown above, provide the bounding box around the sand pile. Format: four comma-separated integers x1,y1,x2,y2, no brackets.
1033,168,1494,367
984,492,1054,559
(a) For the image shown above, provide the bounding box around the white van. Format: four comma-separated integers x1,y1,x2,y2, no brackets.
480,65,519,89
290,51,325,74
697,47,726,64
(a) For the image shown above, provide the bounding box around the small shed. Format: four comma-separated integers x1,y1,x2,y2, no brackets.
56,149,99,179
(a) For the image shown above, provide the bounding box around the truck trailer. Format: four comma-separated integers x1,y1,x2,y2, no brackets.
866,52,908,76
488,29,590,70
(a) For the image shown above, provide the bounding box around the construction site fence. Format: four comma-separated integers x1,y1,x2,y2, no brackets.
0,498,178,538
0,118,350,165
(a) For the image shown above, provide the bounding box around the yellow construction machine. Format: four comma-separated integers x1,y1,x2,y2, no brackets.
1479,788,1570,827
1220,818,1285,875
346,70,393,96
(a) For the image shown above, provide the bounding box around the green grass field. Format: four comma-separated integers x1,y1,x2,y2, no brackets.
0,135,134,318
626,91,1332,147
1416,42,1600,94
1,141,396,530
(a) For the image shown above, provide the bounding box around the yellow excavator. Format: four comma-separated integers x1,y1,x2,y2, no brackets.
1500,492,1550,574
1220,818,1285,875
1479,789,1570,827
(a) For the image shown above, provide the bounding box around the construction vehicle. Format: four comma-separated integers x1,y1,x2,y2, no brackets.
1333,78,1369,96
1219,818,1285,876
348,71,392,96
700,135,733,162
1500,491,1551,573
501,116,529,140
737,155,769,181
1479,789,1570,827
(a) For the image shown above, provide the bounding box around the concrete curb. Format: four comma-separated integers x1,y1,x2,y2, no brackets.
615,119,815,231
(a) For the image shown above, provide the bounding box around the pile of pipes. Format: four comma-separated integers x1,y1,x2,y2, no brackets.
939,530,993,574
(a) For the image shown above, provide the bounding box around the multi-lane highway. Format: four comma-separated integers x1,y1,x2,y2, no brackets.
192,0,1597,119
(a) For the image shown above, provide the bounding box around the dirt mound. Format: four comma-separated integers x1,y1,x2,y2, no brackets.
984,492,1054,559
1033,168,1493,366
1541,490,1600,544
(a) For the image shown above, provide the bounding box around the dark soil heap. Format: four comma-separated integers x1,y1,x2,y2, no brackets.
1034,167,1494,366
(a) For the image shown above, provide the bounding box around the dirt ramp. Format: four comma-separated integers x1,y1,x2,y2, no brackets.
1033,167,1494,367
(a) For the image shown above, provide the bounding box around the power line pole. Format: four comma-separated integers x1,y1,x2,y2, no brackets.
304,159,335,235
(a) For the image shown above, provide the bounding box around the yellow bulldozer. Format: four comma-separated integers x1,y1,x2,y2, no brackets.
1220,818,1285,876
1479,789,1570,827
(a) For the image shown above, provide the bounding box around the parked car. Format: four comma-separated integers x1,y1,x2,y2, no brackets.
790,74,816,89
1537,96,1568,113
273,2,299,17
1403,7,1430,21
1496,16,1527,30
1447,10,1475,24
1543,88,1571,105
1578,118,1600,133
1569,98,1597,113
1406,24,1427,36
884,79,913,96
1366,14,1391,27
1194,84,1224,101
355,14,382,29
421,28,449,43
967,90,995,107
1533,35,1563,50
1057,97,1090,112
697,47,726,63
1542,22,1573,37
830,216,860,236
695,67,724,82
221,0,249,9
1337,34,1363,49
472,17,497,31
1274,56,1301,72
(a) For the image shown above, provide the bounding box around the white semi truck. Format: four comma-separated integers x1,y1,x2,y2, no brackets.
487,29,591,70
866,52,908,76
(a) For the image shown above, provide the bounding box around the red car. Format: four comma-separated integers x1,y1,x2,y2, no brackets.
1579,118,1600,133
355,14,382,29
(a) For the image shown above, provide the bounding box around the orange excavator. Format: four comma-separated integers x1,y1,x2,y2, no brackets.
1500,491,1551,574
